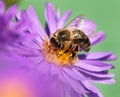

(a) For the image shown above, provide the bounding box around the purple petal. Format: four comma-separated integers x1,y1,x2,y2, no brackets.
16,8,45,44
5,5,18,22
10,44,40,57
105,54,117,60
79,52,116,60
0,1,5,14
45,2,57,33
79,69,115,84
15,11,37,41
62,71,86,94
80,68,114,78
56,8,60,21
37,60,50,75
49,65,61,77
75,60,113,72
27,6,46,41
87,93,101,97
16,10,30,30
57,10,71,29
92,78,115,84
15,10,28,29
81,81,103,97
63,67,89,81
69,89,84,97
90,31,106,45
20,39,41,50
26,54,44,65
79,19,96,35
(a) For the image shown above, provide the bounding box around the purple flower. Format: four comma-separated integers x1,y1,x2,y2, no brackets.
0,1,33,51
15,2,116,97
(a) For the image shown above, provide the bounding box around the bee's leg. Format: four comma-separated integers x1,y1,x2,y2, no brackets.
75,45,78,51
69,43,77,52
71,45,78,58
64,43,72,53
71,52,76,58
60,44,64,49
64,42,77,54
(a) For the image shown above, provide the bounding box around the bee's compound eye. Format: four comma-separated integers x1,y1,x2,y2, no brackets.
58,30,70,41
50,37,61,48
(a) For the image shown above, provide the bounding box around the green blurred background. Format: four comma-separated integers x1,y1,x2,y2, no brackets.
9,0,120,97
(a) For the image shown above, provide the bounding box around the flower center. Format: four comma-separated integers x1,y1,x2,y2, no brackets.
42,37,78,66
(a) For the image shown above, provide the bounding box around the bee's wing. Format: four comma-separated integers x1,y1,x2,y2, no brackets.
64,15,84,29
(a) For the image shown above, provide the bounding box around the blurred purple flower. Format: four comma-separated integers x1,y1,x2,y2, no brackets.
13,2,116,97
0,52,62,97
0,54,42,97
0,1,34,51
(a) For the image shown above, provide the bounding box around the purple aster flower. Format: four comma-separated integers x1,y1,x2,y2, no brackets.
14,2,116,97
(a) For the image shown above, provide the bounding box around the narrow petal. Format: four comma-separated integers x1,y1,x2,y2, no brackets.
90,31,106,45
63,67,89,81
56,8,60,21
81,81,103,97
92,78,115,84
79,19,96,35
27,6,46,41
62,71,86,94
0,1,5,14
49,65,61,77
5,5,18,22
79,69,115,84
17,39,41,50
15,11,30,29
10,44,40,57
69,89,84,97
81,60,114,68
15,10,29,30
79,52,116,60
80,68,114,78
87,93,102,97
26,55,44,65
16,10,44,44
37,60,50,75
105,54,117,60
45,2,57,33
75,60,113,72
57,10,71,29
15,10,41,43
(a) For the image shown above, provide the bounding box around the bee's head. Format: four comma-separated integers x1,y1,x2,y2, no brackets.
50,36,61,49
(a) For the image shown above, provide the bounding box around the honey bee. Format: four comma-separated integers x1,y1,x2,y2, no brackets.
50,16,91,58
